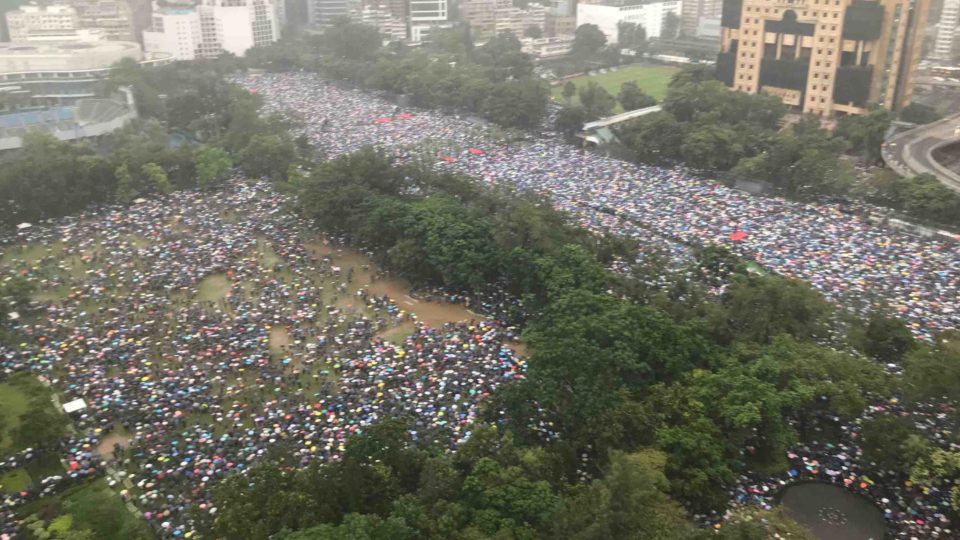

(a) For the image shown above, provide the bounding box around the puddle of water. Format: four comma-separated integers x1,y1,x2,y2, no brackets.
306,238,477,329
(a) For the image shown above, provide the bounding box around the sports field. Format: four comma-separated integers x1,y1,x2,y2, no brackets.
551,64,680,112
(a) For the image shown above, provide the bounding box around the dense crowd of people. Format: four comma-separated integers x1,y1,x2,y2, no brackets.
726,397,957,538
2,71,959,538
0,181,524,538
243,72,959,340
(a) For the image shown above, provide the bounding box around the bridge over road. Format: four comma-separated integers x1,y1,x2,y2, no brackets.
882,112,960,193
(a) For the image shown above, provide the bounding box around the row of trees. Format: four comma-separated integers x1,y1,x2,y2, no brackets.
194,148,960,539
246,21,551,130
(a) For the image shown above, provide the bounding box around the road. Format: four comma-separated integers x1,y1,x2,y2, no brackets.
882,112,960,192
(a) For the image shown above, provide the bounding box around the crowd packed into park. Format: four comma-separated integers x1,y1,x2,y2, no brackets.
0,181,524,538
244,72,959,340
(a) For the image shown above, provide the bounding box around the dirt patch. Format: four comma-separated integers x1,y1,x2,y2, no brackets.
96,430,132,457
196,274,232,303
269,326,293,359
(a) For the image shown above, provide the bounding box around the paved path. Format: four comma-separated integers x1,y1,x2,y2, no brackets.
883,112,960,192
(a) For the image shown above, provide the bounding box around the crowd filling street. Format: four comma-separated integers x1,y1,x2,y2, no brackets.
0,71,957,539
245,72,959,341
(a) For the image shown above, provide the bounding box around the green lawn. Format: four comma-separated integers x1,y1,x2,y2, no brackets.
16,479,153,540
0,467,31,493
551,64,680,112
0,376,34,453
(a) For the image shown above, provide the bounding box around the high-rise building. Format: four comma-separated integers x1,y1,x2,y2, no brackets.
5,1,136,42
717,0,929,116
680,0,721,36
5,4,80,41
409,0,447,42
307,0,349,26
933,0,959,60
142,0,279,61
460,0,546,37
576,0,683,43
359,5,406,40
65,0,137,41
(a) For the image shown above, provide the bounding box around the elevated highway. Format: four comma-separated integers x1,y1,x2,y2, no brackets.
882,112,960,193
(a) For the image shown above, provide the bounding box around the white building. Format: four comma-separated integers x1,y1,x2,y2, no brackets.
143,5,202,60
461,0,546,38
359,6,406,42
142,0,280,61
63,0,136,41
576,0,682,44
409,0,447,41
5,4,80,42
521,35,573,57
934,0,960,61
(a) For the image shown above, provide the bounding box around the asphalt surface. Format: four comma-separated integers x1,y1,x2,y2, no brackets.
883,112,960,192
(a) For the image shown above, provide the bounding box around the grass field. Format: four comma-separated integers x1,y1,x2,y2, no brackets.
551,64,680,112
0,375,37,453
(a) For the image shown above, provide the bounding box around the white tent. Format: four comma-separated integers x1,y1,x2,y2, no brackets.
62,398,88,413
133,198,147,204
7,311,19,321
16,222,32,230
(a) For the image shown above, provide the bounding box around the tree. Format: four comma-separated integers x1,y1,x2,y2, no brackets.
911,449,960,511
661,11,680,39
322,19,382,61
114,164,138,204
901,173,960,226
555,106,586,135
847,312,916,363
479,78,549,129
615,111,685,163
551,450,691,539
571,24,607,58
707,275,833,345
578,81,616,120
835,104,892,163
13,400,67,450
195,145,233,190
900,102,941,125
617,81,656,111
681,123,744,170
617,21,647,53
524,25,543,39
903,331,960,402
860,416,930,473
141,162,171,195
562,81,577,103
239,134,298,181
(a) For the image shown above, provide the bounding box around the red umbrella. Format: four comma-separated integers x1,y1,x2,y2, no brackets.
374,117,392,123
728,231,748,241
397,113,413,119
441,156,456,162
468,148,484,155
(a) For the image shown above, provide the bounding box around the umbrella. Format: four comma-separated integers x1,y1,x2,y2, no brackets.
16,222,32,230
728,231,748,241
468,148,484,155
374,117,392,123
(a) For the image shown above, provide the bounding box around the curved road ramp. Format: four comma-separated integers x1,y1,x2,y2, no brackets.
883,112,960,193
